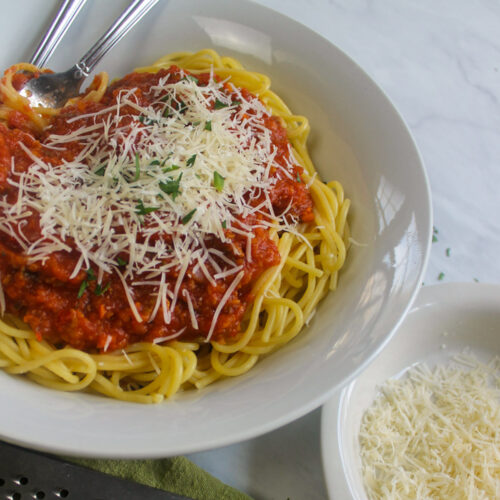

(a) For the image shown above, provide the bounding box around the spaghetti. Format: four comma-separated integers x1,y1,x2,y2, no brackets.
0,49,350,403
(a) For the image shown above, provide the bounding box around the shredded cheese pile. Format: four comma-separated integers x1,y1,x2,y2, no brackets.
359,355,500,499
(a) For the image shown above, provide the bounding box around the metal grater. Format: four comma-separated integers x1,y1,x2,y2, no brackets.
0,441,193,500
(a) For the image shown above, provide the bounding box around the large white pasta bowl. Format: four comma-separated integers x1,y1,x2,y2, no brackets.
0,0,431,457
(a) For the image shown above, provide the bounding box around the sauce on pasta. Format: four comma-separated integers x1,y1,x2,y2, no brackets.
0,67,313,352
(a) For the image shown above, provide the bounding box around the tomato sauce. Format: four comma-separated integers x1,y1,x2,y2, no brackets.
0,67,314,352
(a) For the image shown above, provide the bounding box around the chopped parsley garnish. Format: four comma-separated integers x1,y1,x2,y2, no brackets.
432,226,439,243
177,99,188,114
181,208,197,224
214,99,229,109
116,257,127,267
161,97,187,115
94,282,110,296
94,164,106,176
135,200,159,215
138,115,157,126
222,220,227,229
296,173,302,183
77,268,96,298
204,121,212,131
134,153,141,181
149,159,161,166
445,248,451,257
161,97,189,117
213,171,225,192
86,268,96,282
163,164,180,173
438,272,445,281
159,173,183,200
186,154,197,167
160,153,173,167
77,280,88,299
182,74,199,84
231,100,241,106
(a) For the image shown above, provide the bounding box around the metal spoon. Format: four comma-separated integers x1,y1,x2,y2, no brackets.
21,0,159,109
30,0,88,68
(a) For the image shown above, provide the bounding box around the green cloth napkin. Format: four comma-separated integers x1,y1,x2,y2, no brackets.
70,456,253,500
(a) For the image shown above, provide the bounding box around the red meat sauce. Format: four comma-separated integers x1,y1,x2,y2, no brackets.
0,66,314,352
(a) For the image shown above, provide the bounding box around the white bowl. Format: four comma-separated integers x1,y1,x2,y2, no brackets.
321,282,500,499
0,0,431,457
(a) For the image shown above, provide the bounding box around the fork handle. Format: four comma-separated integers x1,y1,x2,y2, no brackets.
30,0,88,68
77,0,159,76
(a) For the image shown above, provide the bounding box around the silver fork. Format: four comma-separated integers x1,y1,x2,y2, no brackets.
21,0,159,109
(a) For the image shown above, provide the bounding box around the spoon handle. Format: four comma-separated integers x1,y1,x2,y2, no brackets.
30,0,88,68
77,0,159,76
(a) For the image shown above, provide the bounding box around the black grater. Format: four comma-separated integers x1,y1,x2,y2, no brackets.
0,441,193,500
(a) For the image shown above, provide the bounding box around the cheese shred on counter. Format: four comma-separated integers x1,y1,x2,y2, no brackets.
359,355,500,499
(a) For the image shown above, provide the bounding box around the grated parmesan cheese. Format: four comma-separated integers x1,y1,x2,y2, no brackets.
359,355,500,499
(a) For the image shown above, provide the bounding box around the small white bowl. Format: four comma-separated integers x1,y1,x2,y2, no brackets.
321,282,500,499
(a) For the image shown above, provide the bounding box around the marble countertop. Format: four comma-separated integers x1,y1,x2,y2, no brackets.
186,1,500,498
1,1,498,498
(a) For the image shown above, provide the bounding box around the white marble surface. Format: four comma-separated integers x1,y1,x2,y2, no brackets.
185,1,500,498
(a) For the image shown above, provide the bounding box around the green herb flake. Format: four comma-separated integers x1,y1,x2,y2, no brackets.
177,99,188,114
473,278,479,283
296,173,302,183
159,173,183,200
149,159,161,166
77,268,96,299
163,164,180,173
432,234,438,243
181,208,197,224
231,100,241,106
182,74,199,84
204,121,212,131
213,171,225,192
222,220,227,229
138,115,157,126
86,268,96,282
135,200,159,216
445,248,451,257
186,154,197,167
77,280,88,299
94,282,110,296
116,257,127,267
134,153,141,181
94,164,106,176
438,272,445,281
214,99,229,110
192,121,201,127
